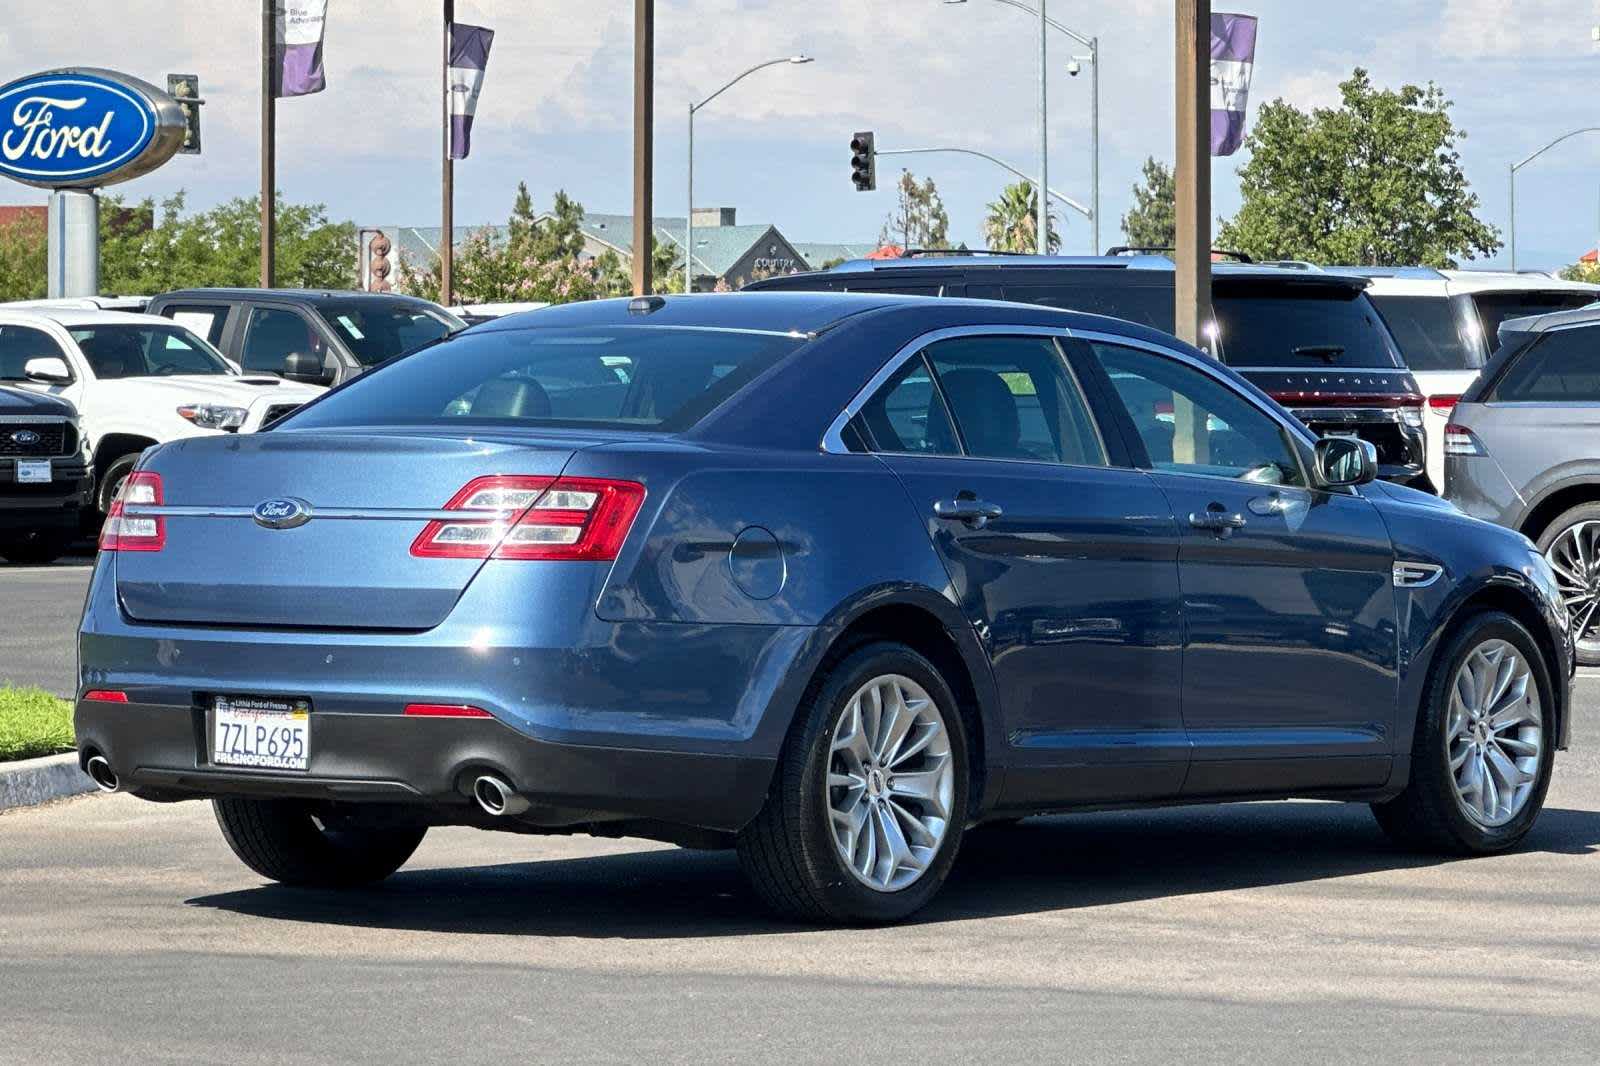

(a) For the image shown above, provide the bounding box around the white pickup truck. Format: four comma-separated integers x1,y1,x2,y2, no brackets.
0,307,325,514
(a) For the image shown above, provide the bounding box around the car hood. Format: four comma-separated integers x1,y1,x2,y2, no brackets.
96,375,325,407
0,384,77,416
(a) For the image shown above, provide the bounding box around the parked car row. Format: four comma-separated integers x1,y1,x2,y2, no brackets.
0,288,462,564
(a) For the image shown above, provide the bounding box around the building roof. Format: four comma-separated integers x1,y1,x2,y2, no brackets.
790,242,880,267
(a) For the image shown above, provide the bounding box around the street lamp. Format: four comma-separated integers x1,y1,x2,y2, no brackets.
1509,127,1600,272
687,55,813,292
945,0,1100,254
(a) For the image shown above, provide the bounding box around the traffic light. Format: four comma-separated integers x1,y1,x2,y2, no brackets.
850,131,875,192
166,74,203,155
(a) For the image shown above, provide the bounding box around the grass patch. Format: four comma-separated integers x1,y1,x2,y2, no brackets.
0,686,74,762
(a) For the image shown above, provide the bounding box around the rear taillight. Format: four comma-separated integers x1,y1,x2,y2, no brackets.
98,472,164,552
1427,394,1459,415
1444,423,1486,457
410,475,646,561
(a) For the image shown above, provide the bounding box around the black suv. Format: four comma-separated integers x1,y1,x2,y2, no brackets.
0,385,91,564
145,289,464,388
748,254,1429,487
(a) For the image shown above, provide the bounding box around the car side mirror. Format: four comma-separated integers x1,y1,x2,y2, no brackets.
22,356,72,384
1314,436,1378,488
281,351,335,386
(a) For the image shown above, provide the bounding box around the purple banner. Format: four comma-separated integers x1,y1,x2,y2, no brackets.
1210,13,1258,156
276,0,328,98
448,23,494,160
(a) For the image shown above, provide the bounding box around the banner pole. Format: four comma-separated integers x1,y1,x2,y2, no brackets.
442,0,455,306
260,0,276,288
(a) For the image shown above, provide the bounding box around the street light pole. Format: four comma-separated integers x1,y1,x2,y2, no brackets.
1508,127,1600,272
874,145,1091,220
943,0,1100,252
1037,0,1048,254
686,56,812,293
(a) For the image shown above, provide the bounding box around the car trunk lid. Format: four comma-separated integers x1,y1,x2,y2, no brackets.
113,429,603,629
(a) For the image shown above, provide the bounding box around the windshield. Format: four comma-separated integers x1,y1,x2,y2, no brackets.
284,326,802,432
1472,291,1597,348
1212,286,1404,369
1371,294,1484,372
316,303,458,366
68,323,233,378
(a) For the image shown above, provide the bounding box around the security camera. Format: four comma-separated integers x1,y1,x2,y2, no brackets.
1066,59,1082,77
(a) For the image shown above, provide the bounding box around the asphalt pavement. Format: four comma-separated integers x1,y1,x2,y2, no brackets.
2,560,1598,1063
0,554,92,696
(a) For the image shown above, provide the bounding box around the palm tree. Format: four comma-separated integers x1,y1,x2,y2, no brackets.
984,181,1059,253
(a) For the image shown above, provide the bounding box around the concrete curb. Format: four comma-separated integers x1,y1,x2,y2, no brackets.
0,752,96,812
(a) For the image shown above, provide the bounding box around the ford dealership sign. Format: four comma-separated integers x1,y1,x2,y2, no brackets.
0,69,185,188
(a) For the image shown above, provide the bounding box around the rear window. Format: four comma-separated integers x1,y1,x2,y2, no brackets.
1370,294,1484,372
283,326,801,432
1490,327,1600,403
1212,286,1403,369
1472,291,1597,347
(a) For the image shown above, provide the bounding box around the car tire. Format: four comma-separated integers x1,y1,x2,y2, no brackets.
1534,501,1600,666
212,798,427,887
0,530,70,565
736,641,970,924
97,453,141,515
1370,611,1556,855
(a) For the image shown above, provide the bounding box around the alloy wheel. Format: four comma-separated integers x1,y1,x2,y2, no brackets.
1446,639,1543,828
1545,520,1600,654
824,673,955,892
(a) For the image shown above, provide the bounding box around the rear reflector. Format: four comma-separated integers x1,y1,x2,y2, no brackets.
98,472,164,552
82,690,129,703
411,475,646,562
1444,422,1486,457
1427,394,1459,414
402,703,493,718
1267,391,1426,409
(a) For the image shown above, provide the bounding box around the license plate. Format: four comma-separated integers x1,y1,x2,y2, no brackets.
211,695,312,771
15,459,50,483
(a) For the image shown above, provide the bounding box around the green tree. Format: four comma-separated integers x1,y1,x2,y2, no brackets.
1218,69,1500,267
984,180,1058,253
880,171,950,250
1121,157,1175,249
97,192,356,293
0,214,47,301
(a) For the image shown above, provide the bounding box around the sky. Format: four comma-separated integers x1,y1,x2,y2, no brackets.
2,0,1599,270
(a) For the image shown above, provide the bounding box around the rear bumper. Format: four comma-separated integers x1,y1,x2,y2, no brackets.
74,697,775,832
75,558,813,832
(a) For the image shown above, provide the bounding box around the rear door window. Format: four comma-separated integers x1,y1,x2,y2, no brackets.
856,356,961,455
1370,294,1484,372
922,336,1106,465
241,307,325,375
1490,328,1600,402
160,303,232,347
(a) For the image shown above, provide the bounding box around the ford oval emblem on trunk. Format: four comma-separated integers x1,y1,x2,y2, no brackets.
253,497,312,530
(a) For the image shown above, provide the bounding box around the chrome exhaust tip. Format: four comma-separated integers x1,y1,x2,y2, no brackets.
85,754,119,793
473,774,529,817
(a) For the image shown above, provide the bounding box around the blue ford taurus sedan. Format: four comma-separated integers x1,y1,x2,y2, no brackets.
76,292,1572,923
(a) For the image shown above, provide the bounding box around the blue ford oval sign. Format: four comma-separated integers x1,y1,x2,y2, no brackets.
0,68,185,188
253,498,314,530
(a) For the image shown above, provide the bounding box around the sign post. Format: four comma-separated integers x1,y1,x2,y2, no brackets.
0,67,186,298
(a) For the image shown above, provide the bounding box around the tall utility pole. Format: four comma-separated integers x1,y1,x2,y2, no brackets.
441,0,455,305
1036,0,1049,254
260,0,275,288
633,0,655,296
1174,0,1212,350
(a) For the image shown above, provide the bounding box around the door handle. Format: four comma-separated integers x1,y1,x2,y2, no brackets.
1188,505,1246,534
933,497,1004,530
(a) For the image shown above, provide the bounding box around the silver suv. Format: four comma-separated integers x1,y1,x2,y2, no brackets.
1446,305,1600,662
